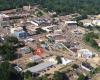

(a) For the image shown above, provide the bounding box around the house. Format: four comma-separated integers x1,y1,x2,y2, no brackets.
81,62,94,71
10,27,28,39
18,47,31,54
61,57,73,65
83,22,93,27
23,5,31,11
65,21,77,26
41,25,57,32
48,57,58,64
27,18,50,26
80,19,93,27
92,20,100,26
0,55,3,61
29,55,42,63
13,30,27,39
78,49,95,59
0,13,9,27
52,34,66,43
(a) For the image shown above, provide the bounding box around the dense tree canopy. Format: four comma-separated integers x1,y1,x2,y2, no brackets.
78,74,85,80
41,0,100,15
0,42,17,60
56,56,62,64
24,71,33,80
84,32,99,50
6,36,19,44
53,71,69,80
0,61,22,80
36,28,47,34
0,0,100,15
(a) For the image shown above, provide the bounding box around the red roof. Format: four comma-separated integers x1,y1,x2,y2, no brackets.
35,48,44,56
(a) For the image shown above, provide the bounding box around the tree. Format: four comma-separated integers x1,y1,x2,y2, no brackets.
75,14,88,21
36,11,43,17
6,36,19,44
78,74,85,80
0,0,100,15
53,71,69,80
36,28,47,34
0,42,17,60
24,71,33,80
0,61,22,80
36,75,48,80
72,64,79,69
95,66,100,73
77,21,83,27
84,32,99,50
56,56,62,64
27,62,38,68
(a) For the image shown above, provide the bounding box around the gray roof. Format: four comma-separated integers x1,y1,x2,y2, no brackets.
24,62,54,73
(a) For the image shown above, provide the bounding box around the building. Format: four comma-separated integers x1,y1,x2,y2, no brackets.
81,62,94,71
35,48,44,56
10,27,27,39
53,35,66,43
23,5,31,11
29,55,42,62
24,62,55,73
83,22,93,27
0,13,9,27
27,18,50,26
78,49,95,59
13,30,27,39
92,20,100,26
80,19,93,27
48,57,58,64
18,47,31,54
61,57,73,65
41,25,57,32
65,21,77,26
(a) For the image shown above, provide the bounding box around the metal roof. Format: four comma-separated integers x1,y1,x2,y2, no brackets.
24,62,54,73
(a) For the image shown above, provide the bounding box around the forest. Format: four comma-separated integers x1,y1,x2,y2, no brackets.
0,0,100,15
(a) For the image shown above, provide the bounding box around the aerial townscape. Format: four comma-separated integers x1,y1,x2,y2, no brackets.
0,0,100,80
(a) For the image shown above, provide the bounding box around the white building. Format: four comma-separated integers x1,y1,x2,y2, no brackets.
48,57,58,64
29,55,42,62
78,49,95,59
92,20,100,26
65,21,77,25
61,57,73,65
23,5,31,11
27,20,39,26
24,62,56,73
83,22,93,27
